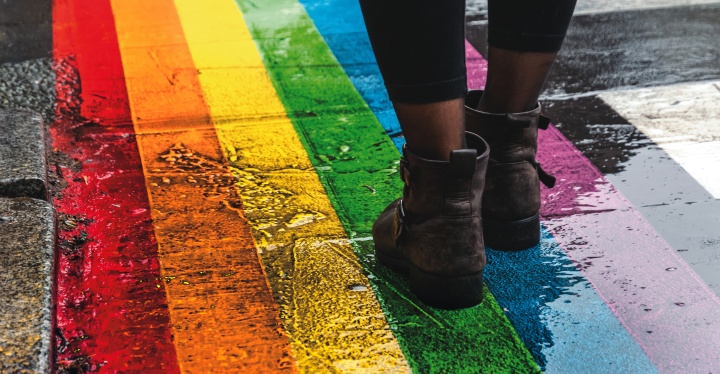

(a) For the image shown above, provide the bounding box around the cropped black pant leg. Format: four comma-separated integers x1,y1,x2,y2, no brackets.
359,0,577,104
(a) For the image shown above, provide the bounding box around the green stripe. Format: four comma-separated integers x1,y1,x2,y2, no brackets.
237,1,540,372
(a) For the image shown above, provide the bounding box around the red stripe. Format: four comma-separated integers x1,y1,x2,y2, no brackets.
52,0,179,371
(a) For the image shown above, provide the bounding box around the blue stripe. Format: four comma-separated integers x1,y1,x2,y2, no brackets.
299,0,658,371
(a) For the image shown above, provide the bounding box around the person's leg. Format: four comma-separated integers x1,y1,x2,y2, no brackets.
478,49,558,113
392,100,464,161
479,0,577,113
361,0,489,309
359,0,466,161
465,0,577,250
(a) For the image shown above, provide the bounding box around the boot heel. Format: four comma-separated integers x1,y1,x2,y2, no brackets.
483,212,540,251
409,266,484,310
375,250,409,274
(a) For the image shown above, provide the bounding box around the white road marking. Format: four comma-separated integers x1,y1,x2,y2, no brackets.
575,0,720,15
600,80,720,199
466,0,720,18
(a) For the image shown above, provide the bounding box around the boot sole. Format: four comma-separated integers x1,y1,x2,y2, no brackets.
483,212,541,251
376,250,484,309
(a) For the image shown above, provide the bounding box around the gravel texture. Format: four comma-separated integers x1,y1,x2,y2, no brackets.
0,197,55,374
0,58,55,123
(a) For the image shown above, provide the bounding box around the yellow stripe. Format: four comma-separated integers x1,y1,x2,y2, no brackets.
173,0,410,372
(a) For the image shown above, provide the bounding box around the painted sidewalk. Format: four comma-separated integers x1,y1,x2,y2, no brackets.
1,0,715,372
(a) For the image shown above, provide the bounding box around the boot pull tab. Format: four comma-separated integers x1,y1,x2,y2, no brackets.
450,149,478,178
532,160,556,188
538,115,551,130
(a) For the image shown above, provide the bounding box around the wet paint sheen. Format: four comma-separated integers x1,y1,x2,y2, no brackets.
236,0,539,372
52,0,179,371
537,123,720,373
172,0,410,371
465,44,656,372
109,0,295,371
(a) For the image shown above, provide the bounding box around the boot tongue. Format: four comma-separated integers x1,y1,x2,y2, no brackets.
449,149,478,178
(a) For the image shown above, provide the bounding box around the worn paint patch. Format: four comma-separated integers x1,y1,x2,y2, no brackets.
109,0,295,371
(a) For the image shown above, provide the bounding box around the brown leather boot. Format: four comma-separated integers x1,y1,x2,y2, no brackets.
464,90,555,251
372,132,489,309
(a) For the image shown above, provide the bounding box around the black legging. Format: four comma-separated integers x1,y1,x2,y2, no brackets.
359,0,577,103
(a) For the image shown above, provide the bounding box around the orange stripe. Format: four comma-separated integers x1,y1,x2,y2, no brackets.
109,0,295,371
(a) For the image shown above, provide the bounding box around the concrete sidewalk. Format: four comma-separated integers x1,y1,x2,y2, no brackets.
0,110,54,374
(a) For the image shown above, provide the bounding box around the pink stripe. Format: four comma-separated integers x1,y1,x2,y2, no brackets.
466,40,720,373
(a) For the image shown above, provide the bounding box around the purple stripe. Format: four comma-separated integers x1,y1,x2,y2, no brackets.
464,41,720,372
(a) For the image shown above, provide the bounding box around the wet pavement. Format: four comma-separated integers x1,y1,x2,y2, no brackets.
1,0,720,373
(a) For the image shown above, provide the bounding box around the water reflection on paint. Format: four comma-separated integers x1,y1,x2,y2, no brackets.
487,224,661,373
543,97,652,176
51,61,179,371
484,229,585,370
544,94,720,295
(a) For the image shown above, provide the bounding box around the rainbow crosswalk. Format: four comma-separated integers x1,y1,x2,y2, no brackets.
48,0,720,372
